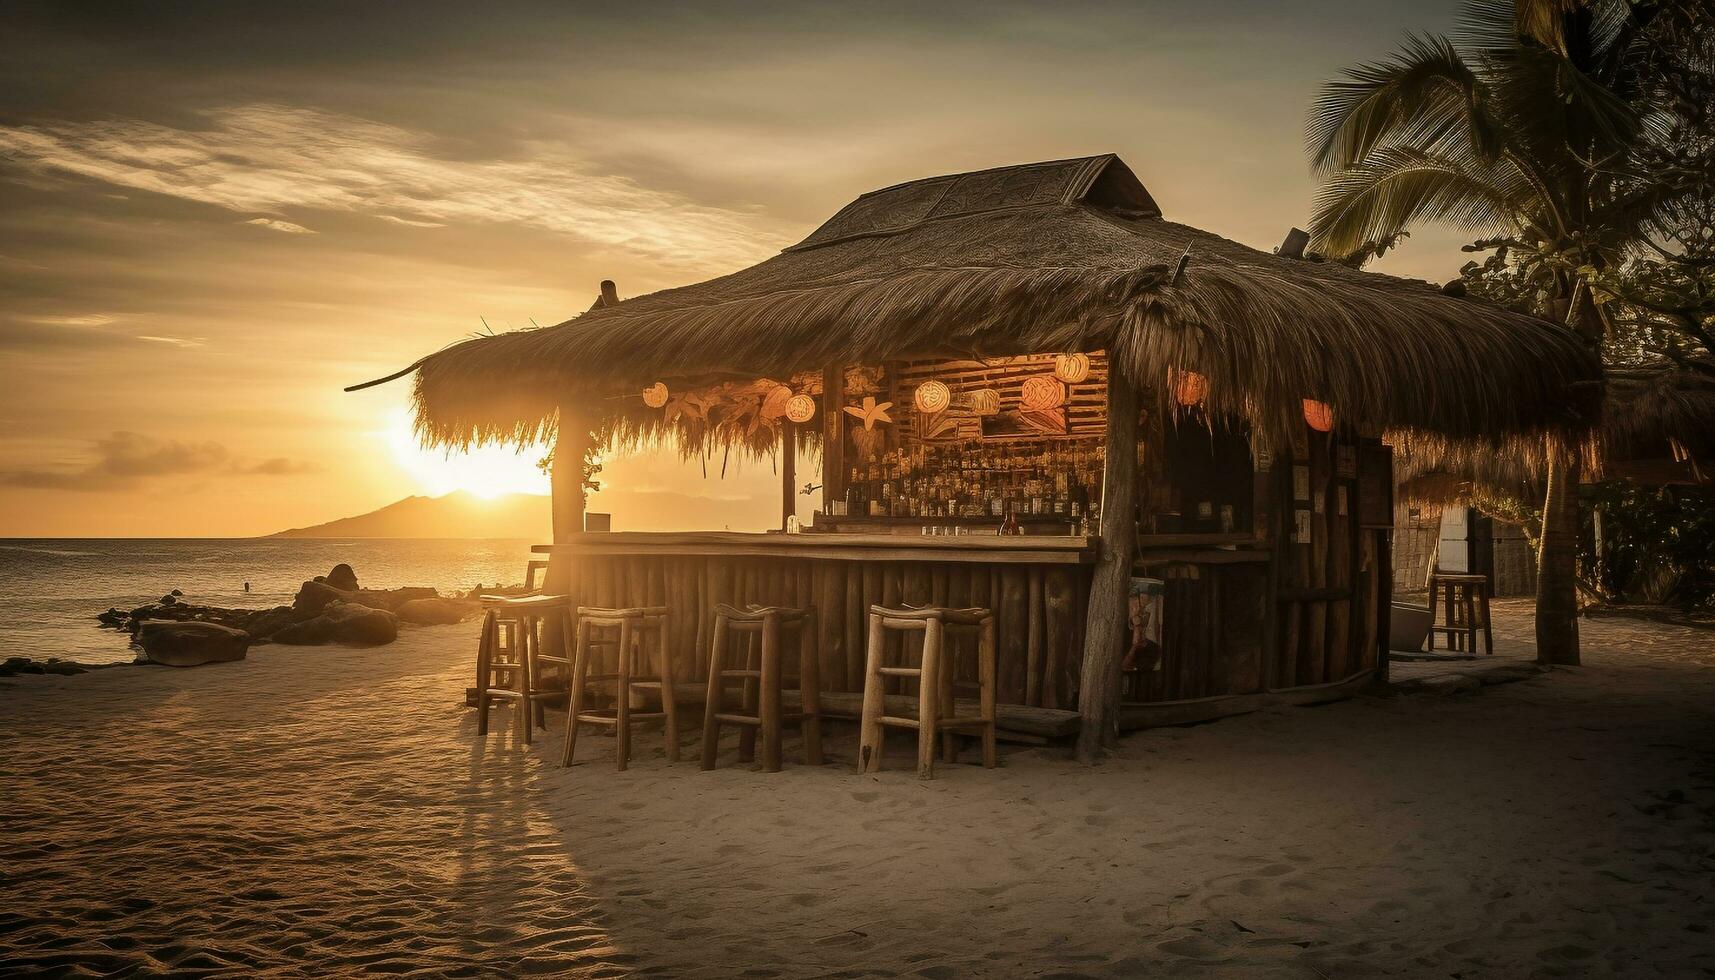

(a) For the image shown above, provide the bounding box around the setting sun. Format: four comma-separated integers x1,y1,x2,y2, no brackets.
382,410,549,498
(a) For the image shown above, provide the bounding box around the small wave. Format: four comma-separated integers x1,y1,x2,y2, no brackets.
0,544,100,558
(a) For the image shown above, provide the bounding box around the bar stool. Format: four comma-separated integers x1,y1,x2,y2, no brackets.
474,593,573,744
562,606,679,770
467,559,549,709
858,604,996,779
1428,572,1493,655
701,603,824,772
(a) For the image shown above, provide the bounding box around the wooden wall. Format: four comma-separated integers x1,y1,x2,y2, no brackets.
1123,431,1391,706
550,554,1092,708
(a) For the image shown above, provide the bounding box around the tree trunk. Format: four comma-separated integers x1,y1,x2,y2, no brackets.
1535,442,1581,665
1076,367,1139,763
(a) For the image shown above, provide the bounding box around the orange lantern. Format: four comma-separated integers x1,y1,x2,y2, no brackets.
1019,375,1066,411
1053,352,1091,384
965,388,1001,416
1302,399,1334,432
1174,370,1208,407
913,380,951,414
642,382,669,409
785,392,817,424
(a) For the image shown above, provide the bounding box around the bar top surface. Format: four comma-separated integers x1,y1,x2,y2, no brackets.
533,531,1096,564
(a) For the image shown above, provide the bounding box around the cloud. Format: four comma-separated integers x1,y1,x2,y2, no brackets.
0,104,784,269
0,431,316,491
236,457,321,475
135,334,204,348
19,313,116,328
374,214,445,228
242,217,315,234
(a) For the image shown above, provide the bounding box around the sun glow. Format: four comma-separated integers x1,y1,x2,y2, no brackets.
383,410,550,498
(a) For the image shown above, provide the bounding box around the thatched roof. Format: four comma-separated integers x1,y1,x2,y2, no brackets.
1396,357,1715,503
377,154,1600,451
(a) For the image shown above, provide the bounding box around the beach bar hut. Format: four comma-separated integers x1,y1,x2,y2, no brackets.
357,155,1598,752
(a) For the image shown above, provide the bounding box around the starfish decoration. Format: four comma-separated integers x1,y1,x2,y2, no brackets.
843,396,893,430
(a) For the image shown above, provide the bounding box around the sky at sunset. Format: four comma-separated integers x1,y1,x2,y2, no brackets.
0,0,1478,537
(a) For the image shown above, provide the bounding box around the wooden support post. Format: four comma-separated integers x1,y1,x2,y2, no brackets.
551,408,590,542
822,364,846,512
781,422,796,530
1076,366,1139,763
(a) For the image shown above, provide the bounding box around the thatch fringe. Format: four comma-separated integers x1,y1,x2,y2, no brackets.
412,264,1172,451
399,155,1602,454
1395,358,1715,504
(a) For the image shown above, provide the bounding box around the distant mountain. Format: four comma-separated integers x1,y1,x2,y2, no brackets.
270,491,551,538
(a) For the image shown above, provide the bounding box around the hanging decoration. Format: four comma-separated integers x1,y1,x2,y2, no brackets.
1053,352,1091,384
665,391,710,423
962,388,1001,416
844,395,894,430
1302,398,1335,432
1018,375,1066,412
785,393,817,424
1173,370,1208,407
913,380,951,415
759,383,792,420
642,382,670,409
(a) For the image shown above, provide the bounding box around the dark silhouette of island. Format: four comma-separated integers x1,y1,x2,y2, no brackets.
270,491,550,538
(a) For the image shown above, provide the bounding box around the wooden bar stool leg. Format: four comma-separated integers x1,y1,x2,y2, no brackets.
939,634,958,765
979,615,998,768
1444,581,1459,652
916,619,943,780
737,630,759,764
759,613,783,773
561,618,592,767
614,617,634,771
701,612,728,771
1480,585,1494,656
858,612,886,773
475,611,497,736
517,614,535,746
1464,589,1479,654
656,618,680,763
799,611,824,766
527,615,546,732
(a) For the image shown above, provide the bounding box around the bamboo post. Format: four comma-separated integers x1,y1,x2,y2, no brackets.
822,365,846,510
1076,366,1139,763
781,421,796,530
551,409,589,542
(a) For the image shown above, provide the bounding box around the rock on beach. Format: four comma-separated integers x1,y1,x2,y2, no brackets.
136,621,251,667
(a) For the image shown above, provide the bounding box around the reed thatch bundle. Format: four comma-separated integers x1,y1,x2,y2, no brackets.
376,155,1599,453
1396,356,1715,503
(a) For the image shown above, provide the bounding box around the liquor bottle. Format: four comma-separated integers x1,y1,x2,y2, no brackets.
1000,507,1020,536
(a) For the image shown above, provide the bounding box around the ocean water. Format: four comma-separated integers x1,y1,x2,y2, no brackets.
0,538,537,665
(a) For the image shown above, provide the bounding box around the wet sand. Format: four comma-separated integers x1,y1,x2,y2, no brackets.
2,603,1712,977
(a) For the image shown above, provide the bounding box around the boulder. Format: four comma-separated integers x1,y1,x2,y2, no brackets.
240,606,299,642
137,621,250,667
322,563,359,592
272,602,397,646
394,597,476,626
292,579,437,615
292,579,352,615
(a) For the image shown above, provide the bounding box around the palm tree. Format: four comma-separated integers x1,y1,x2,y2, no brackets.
1305,0,1689,665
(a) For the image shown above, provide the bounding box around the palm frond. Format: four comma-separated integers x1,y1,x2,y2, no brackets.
1308,34,1502,175
1310,147,1531,257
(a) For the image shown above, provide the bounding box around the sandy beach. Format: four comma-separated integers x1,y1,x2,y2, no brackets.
2,601,1711,978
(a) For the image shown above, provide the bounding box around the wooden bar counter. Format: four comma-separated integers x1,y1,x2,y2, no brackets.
536,532,1096,714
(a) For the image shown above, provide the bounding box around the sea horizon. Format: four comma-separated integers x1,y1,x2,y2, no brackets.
0,537,540,665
